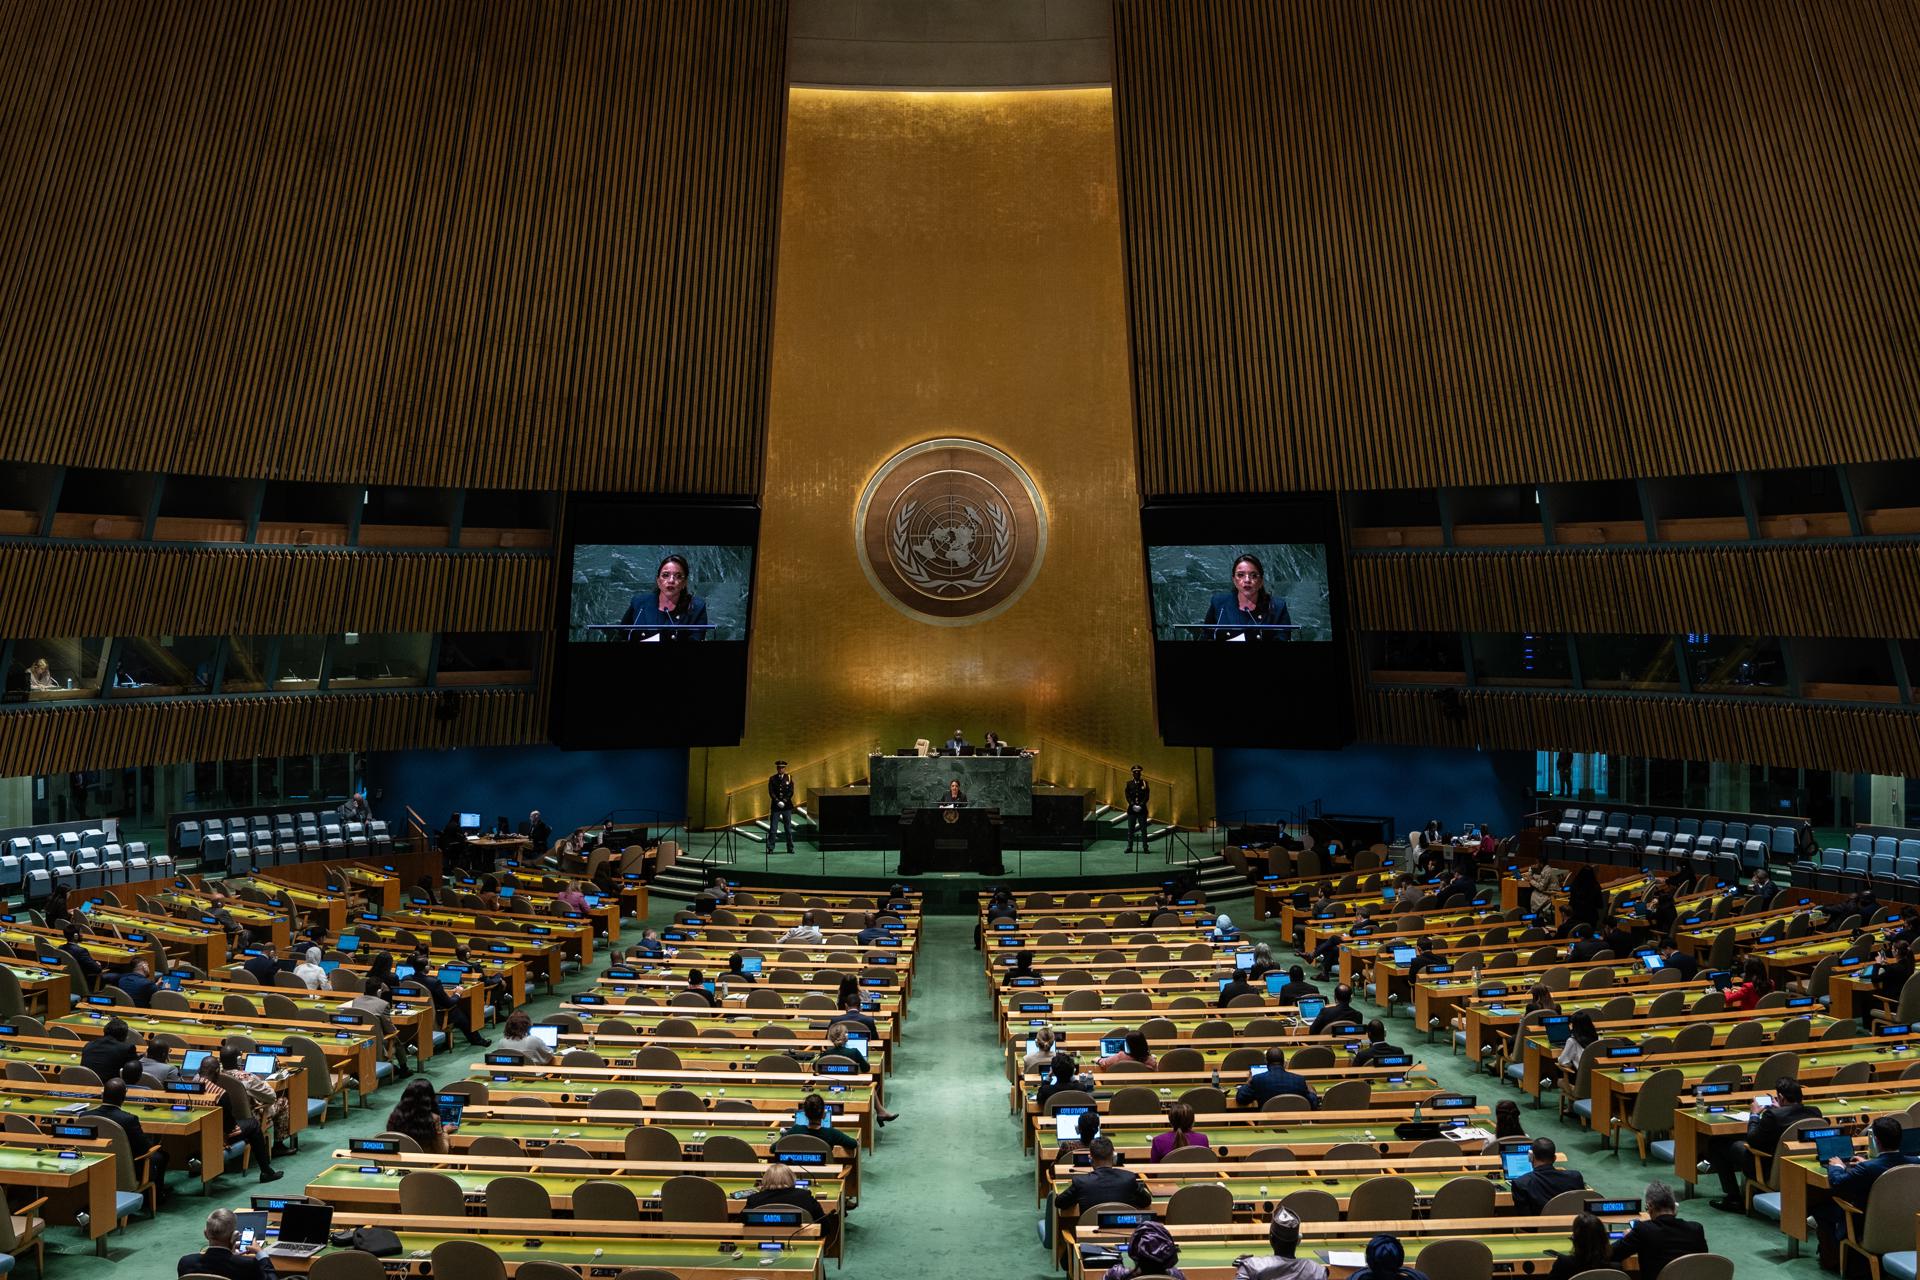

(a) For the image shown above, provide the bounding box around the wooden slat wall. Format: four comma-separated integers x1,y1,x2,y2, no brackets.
0,0,788,494
0,547,549,638
1112,0,1920,494
0,690,542,777
1349,543,1920,639
1363,687,1920,777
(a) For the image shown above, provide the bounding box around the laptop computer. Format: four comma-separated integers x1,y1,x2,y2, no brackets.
529,1024,560,1050
1056,1110,1091,1141
742,955,764,976
1543,1016,1572,1047
1296,997,1326,1022
437,1094,465,1128
1265,972,1287,996
1235,951,1255,971
1391,946,1417,965
1809,1129,1852,1164
1501,1150,1534,1180
438,966,464,988
335,935,360,953
1099,1036,1127,1059
1642,954,1666,972
243,1053,278,1077
266,1202,334,1259
182,1049,210,1074
842,1033,869,1060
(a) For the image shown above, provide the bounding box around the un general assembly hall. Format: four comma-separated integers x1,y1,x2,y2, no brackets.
2,2,1919,1278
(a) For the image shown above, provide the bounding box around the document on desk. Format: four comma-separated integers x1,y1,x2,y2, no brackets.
1326,1254,1368,1268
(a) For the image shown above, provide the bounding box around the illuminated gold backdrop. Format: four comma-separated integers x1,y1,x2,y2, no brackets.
693,89,1210,829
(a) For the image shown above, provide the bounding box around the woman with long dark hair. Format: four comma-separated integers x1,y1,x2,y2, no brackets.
1548,1213,1614,1280
1201,554,1293,641
1724,957,1773,1012
619,553,709,641
384,1078,448,1154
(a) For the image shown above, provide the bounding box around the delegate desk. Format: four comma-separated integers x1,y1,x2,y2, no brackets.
267,1213,825,1280
468,1064,880,1144
0,959,72,1017
0,1076,227,1185
0,1131,119,1245
51,1007,371,1096
1031,1105,1494,1199
1049,1153,1554,1265
555,1010,901,1053
447,1101,875,1169
248,875,351,934
1586,1034,1920,1142
1018,1068,1446,1146
1515,1007,1835,1096
309,1154,846,1257
1066,1216,1642,1280
1667,1080,1920,1199
171,977,445,1066
1455,982,1716,1068
560,1028,895,1077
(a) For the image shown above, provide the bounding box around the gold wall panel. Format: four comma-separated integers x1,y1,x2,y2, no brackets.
695,89,1209,828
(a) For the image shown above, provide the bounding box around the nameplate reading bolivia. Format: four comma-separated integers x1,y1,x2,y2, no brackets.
853,438,1048,627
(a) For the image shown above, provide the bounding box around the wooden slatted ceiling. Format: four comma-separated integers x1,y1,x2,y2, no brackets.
1349,543,1920,639
1111,0,1920,494
1363,687,1920,778
0,0,787,494
0,546,549,638
0,689,541,777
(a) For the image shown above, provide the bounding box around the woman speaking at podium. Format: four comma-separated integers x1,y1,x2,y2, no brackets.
1202,553,1292,641
939,779,968,809
620,553,709,640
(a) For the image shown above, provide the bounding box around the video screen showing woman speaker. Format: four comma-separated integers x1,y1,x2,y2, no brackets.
568,545,755,643
1146,544,1334,642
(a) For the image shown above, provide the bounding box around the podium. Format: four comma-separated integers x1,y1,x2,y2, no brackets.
898,807,1003,875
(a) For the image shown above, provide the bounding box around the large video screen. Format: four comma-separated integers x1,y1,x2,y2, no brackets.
568,545,755,643
1142,500,1353,748
1146,544,1334,642
550,499,758,748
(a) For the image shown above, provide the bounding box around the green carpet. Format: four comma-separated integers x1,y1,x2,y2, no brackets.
27,896,1799,1278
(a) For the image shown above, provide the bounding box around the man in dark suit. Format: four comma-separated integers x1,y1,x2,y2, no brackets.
407,945,490,1047
1272,966,1320,1005
178,1207,275,1280
1406,937,1447,981
1350,1019,1407,1068
943,729,968,754
90,1077,169,1199
1234,1047,1319,1110
1660,944,1701,981
1052,1136,1150,1214
1509,1136,1586,1214
113,959,158,1008
1612,1181,1707,1280
1815,1116,1916,1265
1310,985,1360,1034
1565,926,1607,963
81,1017,142,1081
766,761,797,854
517,809,552,852
1217,970,1257,1007
1124,766,1150,854
1710,1075,1821,1209
240,940,281,987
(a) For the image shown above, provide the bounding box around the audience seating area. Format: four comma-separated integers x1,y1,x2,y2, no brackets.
175,811,391,877
0,830,171,897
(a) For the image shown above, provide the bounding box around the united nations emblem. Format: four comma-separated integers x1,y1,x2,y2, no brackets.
854,439,1048,625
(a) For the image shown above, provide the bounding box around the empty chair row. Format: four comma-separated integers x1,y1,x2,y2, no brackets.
0,842,172,895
